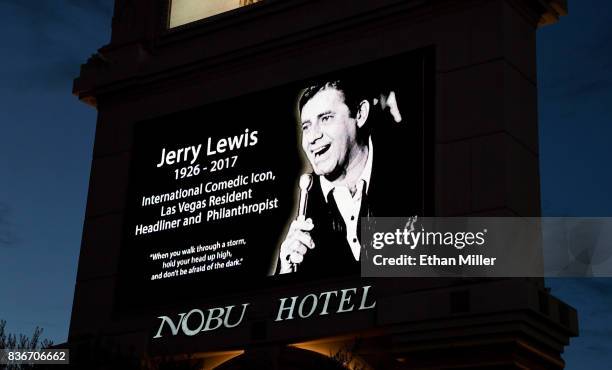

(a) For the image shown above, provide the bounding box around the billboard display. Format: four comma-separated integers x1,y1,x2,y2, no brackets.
117,49,433,311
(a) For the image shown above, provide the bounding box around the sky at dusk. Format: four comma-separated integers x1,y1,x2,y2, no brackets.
0,1,611,368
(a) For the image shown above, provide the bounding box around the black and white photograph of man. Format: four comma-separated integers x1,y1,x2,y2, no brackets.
277,79,422,276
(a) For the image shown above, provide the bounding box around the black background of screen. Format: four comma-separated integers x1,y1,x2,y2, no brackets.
115,49,434,314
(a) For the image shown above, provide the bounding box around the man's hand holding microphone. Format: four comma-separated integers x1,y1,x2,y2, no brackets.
279,174,314,274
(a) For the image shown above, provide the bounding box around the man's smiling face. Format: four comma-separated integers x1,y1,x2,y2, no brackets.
300,87,358,180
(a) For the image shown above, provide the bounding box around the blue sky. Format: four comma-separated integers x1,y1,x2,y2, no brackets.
0,1,610,368
537,2,612,366
0,0,112,341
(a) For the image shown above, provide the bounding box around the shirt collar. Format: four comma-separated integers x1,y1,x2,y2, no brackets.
320,137,373,202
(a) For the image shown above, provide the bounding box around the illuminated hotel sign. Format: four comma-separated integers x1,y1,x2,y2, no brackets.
116,49,433,312
169,0,263,28
69,0,577,366
153,285,376,339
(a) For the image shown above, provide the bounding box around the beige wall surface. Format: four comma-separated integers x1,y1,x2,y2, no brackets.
170,0,260,28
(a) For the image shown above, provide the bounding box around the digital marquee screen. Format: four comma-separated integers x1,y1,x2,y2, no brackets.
116,49,433,312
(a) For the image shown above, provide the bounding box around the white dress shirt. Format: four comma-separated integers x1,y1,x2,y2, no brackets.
319,139,373,261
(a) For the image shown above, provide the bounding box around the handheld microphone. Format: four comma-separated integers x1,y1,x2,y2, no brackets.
290,174,313,272
297,174,313,220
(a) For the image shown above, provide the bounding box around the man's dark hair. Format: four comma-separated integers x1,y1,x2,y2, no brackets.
297,79,365,118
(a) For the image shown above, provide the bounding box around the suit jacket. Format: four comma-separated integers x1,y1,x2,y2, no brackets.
282,101,424,277
295,129,422,277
